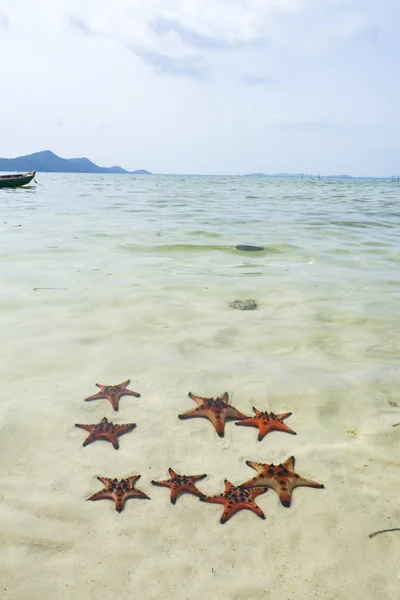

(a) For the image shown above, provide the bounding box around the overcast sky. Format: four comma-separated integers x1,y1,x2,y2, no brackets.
0,0,399,175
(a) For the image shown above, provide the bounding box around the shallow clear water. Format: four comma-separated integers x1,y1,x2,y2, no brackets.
1,174,399,599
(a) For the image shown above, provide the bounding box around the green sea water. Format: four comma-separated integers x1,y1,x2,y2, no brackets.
2,174,400,375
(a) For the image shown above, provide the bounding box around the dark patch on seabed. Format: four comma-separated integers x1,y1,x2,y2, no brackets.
235,244,264,252
229,299,258,311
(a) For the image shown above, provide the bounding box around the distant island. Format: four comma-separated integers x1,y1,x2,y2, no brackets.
242,172,352,179
0,150,151,174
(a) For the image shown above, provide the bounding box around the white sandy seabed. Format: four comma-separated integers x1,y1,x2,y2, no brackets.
1,275,399,600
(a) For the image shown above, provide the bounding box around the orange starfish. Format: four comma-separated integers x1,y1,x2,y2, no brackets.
178,392,248,438
88,475,150,512
240,456,324,507
75,416,136,449
151,468,207,504
235,407,296,441
200,480,267,524
85,379,140,411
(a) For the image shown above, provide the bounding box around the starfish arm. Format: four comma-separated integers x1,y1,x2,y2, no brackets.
82,433,97,447
184,485,205,499
199,494,226,506
206,412,226,437
112,490,129,512
191,474,207,483
256,427,269,442
94,433,120,449
283,456,295,470
225,406,249,421
188,392,212,406
168,468,177,477
178,407,207,419
255,425,270,441
116,423,137,437
220,502,266,524
175,482,206,503
219,504,239,524
276,486,292,508
109,435,120,450
235,417,269,441
126,489,150,501
120,389,141,398
179,407,226,436
259,420,297,441
75,423,95,433
269,414,296,435
169,486,183,504
248,486,269,499
108,396,120,411
118,380,131,388
235,418,257,428
114,496,125,512
275,472,323,508
277,411,293,420
178,406,226,436
97,476,114,487
290,476,324,490
85,391,107,402
88,490,112,503
114,484,150,512
151,479,173,489
272,422,297,436
239,475,264,489
125,475,142,486
88,488,149,512
245,460,264,473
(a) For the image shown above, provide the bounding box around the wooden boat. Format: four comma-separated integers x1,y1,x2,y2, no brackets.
0,170,36,188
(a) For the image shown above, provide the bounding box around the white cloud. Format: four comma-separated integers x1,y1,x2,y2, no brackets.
0,1,383,72
0,0,398,175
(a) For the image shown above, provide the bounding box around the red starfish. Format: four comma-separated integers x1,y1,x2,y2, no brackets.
200,480,267,524
75,417,136,449
178,392,248,438
235,407,296,441
85,379,140,411
240,456,324,508
151,468,207,504
88,475,150,512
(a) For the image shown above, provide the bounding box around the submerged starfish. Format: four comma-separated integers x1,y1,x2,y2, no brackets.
88,475,150,512
85,379,140,411
75,416,136,449
240,456,324,508
235,407,296,441
200,480,267,524
151,468,207,504
178,392,248,438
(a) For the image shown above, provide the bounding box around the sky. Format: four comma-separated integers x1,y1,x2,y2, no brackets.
0,0,399,176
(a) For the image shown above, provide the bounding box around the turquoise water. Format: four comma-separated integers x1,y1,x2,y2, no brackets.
1,174,399,600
